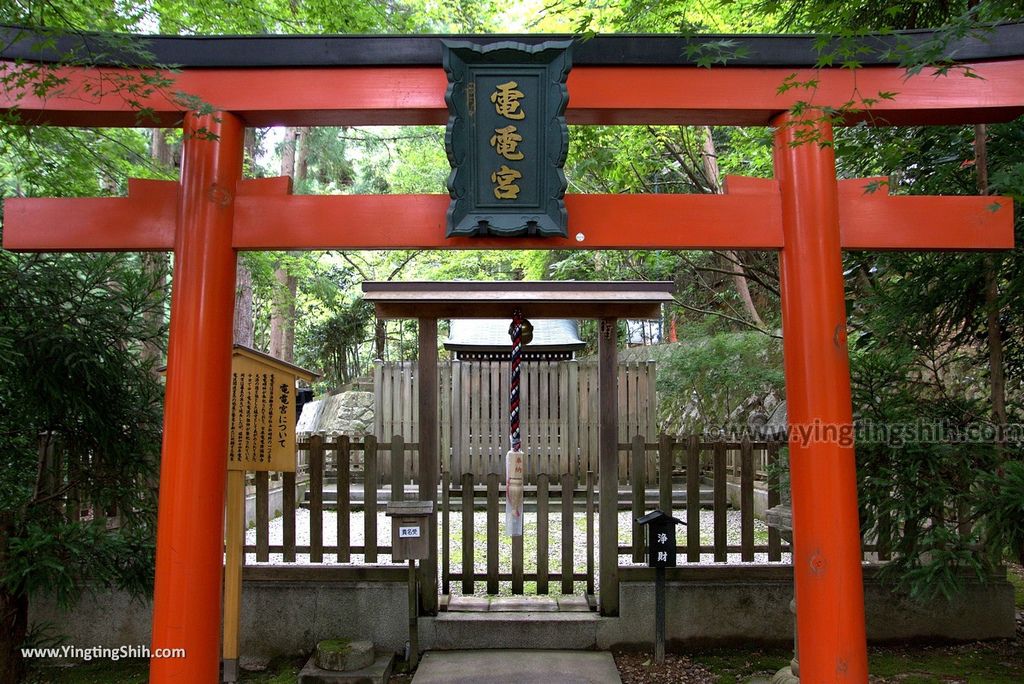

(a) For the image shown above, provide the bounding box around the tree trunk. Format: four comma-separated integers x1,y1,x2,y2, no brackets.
0,515,28,684
234,129,257,347
269,127,301,362
234,260,255,347
140,128,174,369
974,124,1008,444
0,587,27,684
375,319,387,361
700,127,766,329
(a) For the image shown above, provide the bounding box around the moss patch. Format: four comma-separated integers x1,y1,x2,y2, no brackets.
25,656,303,683
689,639,1024,684
1006,563,1024,609
316,638,352,653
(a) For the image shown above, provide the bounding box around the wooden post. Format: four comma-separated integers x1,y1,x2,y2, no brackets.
150,111,243,684
774,110,868,682
655,565,666,665
598,318,619,616
222,468,244,683
417,318,439,614
408,559,419,669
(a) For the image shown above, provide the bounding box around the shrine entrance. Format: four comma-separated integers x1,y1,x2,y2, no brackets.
2,26,1019,684
361,280,673,613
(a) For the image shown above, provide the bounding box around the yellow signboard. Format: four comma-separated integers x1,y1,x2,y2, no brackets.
227,346,317,473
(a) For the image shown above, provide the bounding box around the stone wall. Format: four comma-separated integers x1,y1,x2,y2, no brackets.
30,565,1015,661
296,391,374,437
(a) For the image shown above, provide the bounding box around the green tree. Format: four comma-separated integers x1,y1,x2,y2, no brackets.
0,246,165,683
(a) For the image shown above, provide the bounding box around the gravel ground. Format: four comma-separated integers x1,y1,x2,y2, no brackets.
613,651,717,684
245,507,789,595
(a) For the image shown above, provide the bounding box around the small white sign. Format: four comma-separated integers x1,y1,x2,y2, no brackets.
399,526,420,538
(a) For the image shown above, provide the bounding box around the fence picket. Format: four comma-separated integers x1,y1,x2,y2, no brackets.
442,472,450,593
309,435,324,563
740,437,755,562
659,434,674,513
586,470,596,596
462,473,475,594
561,472,574,594
491,361,502,478
686,436,700,563
440,362,451,477
391,434,405,502
537,473,550,594
713,441,727,562
337,436,351,563
283,471,296,562
617,364,628,484
766,441,782,562
631,434,645,562
256,471,269,562
512,535,524,595
486,472,499,594
364,435,378,563
646,362,658,483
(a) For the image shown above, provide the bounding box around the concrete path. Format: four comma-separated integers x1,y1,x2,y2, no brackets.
412,650,621,684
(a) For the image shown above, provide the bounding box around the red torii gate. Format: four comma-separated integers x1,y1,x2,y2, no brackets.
1,27,1019,684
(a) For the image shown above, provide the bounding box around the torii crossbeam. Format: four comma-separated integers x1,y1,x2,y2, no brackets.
1,26,1019,684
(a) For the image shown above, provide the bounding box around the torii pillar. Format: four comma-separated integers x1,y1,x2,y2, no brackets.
774,111,867,680
149,111,244,682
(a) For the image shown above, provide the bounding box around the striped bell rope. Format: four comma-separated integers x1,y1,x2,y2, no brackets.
509,309,523,452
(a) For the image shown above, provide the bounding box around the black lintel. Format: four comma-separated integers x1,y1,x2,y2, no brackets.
1,23,1023,69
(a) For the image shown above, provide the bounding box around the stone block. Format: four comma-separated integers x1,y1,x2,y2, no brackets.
315,639,374,672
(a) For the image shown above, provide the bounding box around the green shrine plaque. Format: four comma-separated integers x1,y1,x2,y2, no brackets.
443,40,572,238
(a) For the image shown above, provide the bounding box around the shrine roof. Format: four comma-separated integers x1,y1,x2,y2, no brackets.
362,281,674,320
2,23,1023,68
445,318,586,354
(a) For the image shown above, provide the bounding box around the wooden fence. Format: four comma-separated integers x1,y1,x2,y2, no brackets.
242,434,793,592
374,360,657,483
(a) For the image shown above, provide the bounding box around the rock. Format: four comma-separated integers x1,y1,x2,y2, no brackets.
239,655,271,672
297,391,376,437
314,639,375,672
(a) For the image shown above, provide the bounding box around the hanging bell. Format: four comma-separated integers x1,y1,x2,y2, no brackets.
520,318,534,346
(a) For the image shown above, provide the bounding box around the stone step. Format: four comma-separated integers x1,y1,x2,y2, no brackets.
443,594,594,613
412,650,621,684
424,612,602,651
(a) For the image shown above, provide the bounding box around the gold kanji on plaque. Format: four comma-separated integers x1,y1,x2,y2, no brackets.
490,80,525,120
490,125,524,160
490,165,523,199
